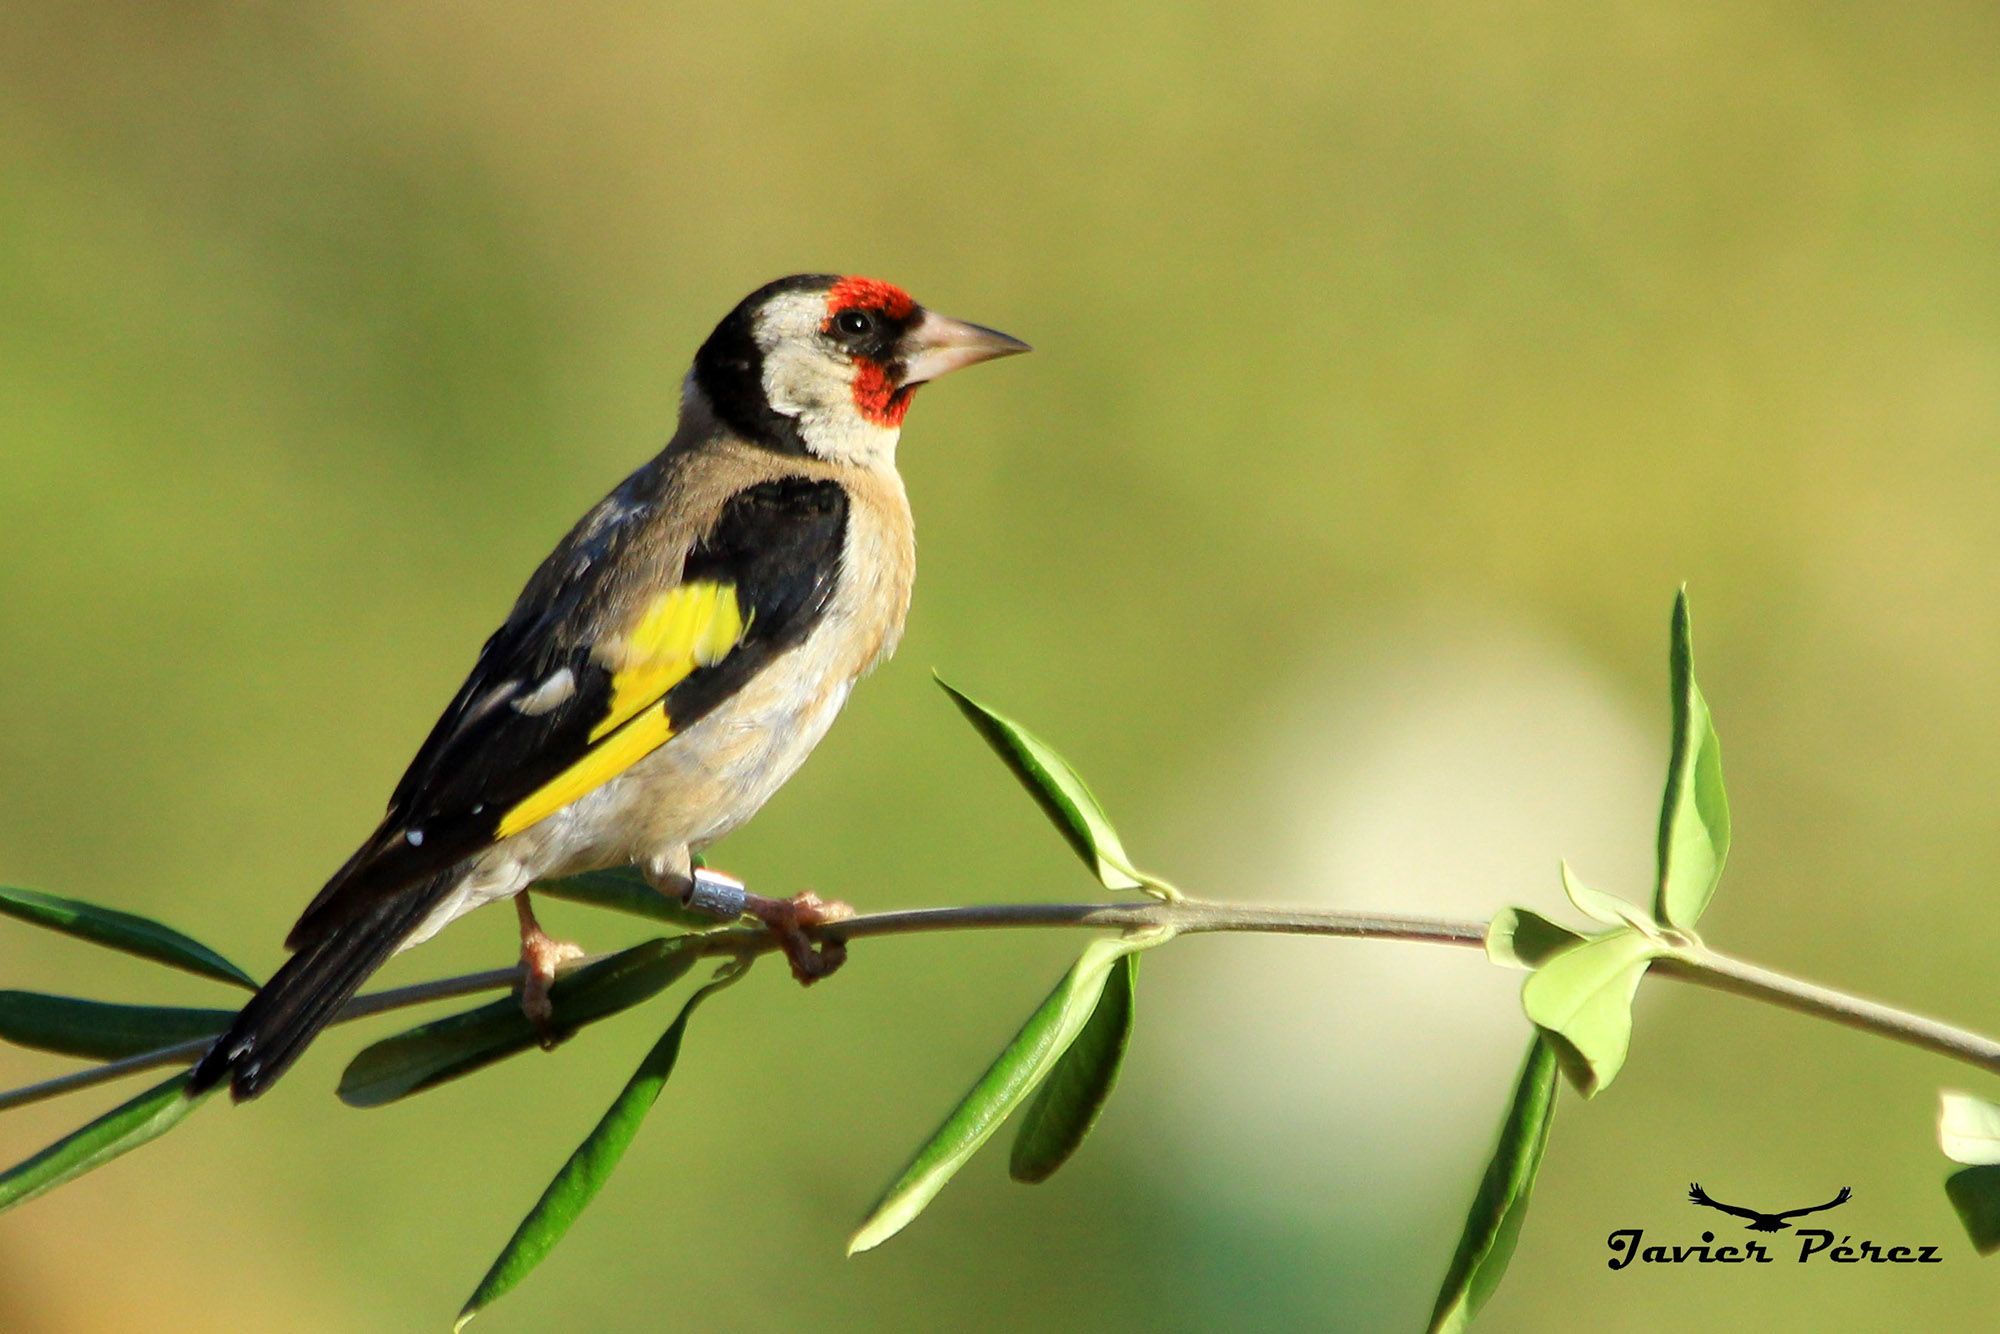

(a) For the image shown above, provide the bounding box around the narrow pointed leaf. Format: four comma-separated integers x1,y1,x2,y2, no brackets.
0,885,256,989
338,937,697,1107
1010,951,1139,1183
1948,1166,2000,1254
1520,928,1660,1096
936,678,1145,891
1485,909,1587,972
0,992,234,1061
1428,1036,1560,1333
1653,590,1731,928
454,967,744,1332
534,867,718,929
1560,862,1655,935
850,932,1165,1254
1939,1090,2000,1166
0,1072,212,1214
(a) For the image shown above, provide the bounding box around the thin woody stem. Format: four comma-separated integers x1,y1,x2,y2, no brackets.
1654,947,2000,1077
3,896,1998,1111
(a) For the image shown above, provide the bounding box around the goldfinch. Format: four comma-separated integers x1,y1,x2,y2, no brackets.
188,274,1029,1100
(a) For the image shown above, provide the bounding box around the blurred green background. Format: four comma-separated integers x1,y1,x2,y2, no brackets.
3,2,1999,1329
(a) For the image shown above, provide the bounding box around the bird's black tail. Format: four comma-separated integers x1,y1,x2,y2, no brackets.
187,874,457,1101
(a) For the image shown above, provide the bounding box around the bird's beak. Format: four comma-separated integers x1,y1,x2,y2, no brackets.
897,311,1031,386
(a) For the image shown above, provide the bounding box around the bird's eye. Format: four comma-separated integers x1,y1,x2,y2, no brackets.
834,309,873,337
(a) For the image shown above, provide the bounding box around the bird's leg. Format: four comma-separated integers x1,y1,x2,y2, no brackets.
681,867,854,985
515,892,585,1046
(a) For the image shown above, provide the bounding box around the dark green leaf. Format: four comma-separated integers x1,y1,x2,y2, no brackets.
849,932,1166,1254
454,965,745,1331
1428,1036,1560,1333
338,937,697,1107
1010,951,1138,1183
935,678,1147,892
1520,927,1660,1096
0,885,256,989
1485,908,1587,971
533,867,718,929
0,1072,212,1214
1947,1166,2000,1255
1653,590,1730,929
0,992,233,1061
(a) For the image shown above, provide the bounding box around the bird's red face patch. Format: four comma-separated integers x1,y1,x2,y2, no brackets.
849,359,914,427
824,276,919,427
825,276,915,321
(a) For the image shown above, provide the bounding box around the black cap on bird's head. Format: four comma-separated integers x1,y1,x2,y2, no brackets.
691,274,1029,463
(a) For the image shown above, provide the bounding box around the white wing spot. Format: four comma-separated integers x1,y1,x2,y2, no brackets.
512,668,577,716
406,829,425,847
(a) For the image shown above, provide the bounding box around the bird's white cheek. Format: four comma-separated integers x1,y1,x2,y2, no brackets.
760,345,840,418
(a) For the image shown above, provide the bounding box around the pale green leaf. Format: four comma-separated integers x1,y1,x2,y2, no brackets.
849,932,1166,1254
1520,928,1661,1097
936,677,1147,892
1654,590,1731,929
1485,909,1587,972
1428,1036,1560,1333
1560,862,1655,935
0,885,256,990
1010,951,1139,1183
1939,1090,2000,1166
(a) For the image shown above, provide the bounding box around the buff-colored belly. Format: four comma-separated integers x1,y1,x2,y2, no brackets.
401,594,876,946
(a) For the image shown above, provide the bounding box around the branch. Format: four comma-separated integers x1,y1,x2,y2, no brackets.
1655,946,2000,1076
7,896,2000,1114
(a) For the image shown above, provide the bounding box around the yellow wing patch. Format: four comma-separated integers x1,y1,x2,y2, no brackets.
494,581,745,841
497,702,674,838
592,581,745,742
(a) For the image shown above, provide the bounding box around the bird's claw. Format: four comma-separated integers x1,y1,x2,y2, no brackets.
517,900,586,1048
676,869,853,985
745,888,853,985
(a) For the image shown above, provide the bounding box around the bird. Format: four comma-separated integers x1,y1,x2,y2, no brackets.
187,274,1029,1101
1686,1183,1852,1231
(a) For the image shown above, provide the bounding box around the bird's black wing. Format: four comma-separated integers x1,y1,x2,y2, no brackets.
1773,1187,1852,1220
287,475,848,946
1686,1183,1765,1221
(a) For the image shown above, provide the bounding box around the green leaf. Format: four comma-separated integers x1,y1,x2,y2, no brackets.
849,931,1167,1254
0,992,233,1061
338,937,698,1107
1560,862,1656,936
1653,590,1731,929
1485,909,1587,971
935,677,1151,893
1428,1036,1560,1333
1520,928,1661,1097
0,1072,212,1214
1009,951,1139,1183
0,885,256,990
533,867,719,929
1947,1166,2000,1255
454,965,746,1332
1939,1090,2000,1166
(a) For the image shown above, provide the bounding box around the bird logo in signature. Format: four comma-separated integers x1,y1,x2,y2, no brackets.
1686,1183,1852,1232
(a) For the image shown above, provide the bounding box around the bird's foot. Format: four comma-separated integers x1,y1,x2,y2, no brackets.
679,868,854,985
744,888,854,985
515,894,586,1047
